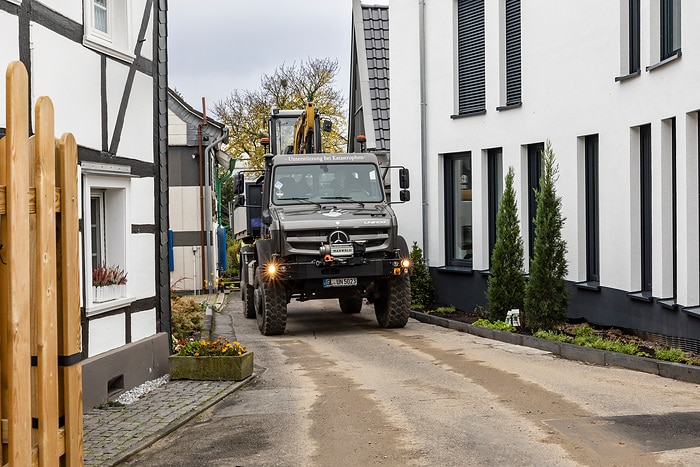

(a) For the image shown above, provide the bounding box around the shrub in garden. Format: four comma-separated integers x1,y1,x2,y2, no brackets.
524,141,569,331
410,241,435,309
171,295,205,340
486,167,525,322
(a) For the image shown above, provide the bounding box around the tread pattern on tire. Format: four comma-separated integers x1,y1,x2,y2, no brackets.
243,284,256,319
374,274,410,328
339,296,363,314
255,269,287,335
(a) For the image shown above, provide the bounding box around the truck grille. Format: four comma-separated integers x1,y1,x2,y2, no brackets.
284,228,390,255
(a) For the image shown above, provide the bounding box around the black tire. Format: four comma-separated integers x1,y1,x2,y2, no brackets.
374,275,411,328
254,269,287,335
243,284,256,319
339,296,363,314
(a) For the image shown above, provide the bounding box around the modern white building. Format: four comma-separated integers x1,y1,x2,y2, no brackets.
387,0,700,350
0,0,170,410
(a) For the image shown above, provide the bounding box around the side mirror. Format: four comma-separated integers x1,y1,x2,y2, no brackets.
234,194,246,208
400,190,410,202
233,172,245,195
399,168,410,189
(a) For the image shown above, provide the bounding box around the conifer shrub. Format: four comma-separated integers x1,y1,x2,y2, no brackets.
524,141,569,331
409,241,435,309
486,167,525,322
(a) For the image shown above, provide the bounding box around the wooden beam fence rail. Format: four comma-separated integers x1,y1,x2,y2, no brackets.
0,61,84,466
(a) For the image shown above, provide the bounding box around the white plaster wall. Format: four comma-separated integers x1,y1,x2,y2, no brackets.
131,177,155,224
119,72,155,162
131,309,157,342
88,313,126,357
389,0,700,298
169,186,201,232
168,109,188,146
128,234,156,298
37,0,82,23
171,246,201,291
135,0,154,62
388,1,427,258
30,23,102,150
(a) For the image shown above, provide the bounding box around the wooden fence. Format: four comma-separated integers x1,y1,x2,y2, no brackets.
0,62,83,465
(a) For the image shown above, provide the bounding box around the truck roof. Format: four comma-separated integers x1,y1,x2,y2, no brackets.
271,153,379,166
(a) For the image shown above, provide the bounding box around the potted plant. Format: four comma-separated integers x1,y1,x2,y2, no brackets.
92,263,128,303
169,337,253,381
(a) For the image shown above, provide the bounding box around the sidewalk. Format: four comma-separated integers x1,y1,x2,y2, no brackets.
82,290,254,467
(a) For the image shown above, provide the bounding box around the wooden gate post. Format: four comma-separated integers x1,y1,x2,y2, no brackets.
0,60,83,466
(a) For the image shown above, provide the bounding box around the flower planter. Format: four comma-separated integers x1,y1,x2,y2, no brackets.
168,351,254,381
93,284,126,303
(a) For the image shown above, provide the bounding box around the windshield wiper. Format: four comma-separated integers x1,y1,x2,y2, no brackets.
284,197,321,208
320,196,365,208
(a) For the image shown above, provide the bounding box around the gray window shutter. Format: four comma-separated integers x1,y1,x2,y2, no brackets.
458,0,485,115
505,0,521,106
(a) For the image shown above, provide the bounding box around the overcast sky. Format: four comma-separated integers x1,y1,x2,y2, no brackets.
168,1,360,115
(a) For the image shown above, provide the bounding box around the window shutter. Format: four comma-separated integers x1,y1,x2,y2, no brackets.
457,0,485,115
504,0,521,106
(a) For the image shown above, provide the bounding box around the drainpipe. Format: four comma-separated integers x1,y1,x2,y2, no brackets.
419,0,429,265
197,98,207,293
204,127,229,294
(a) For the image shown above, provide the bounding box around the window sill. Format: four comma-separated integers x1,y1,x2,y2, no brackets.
682,306,700,319
627,291,653,303
450,110,486,119
496,102,522,111
614,70,640,82
436,266,473,275
646,50,681,72
86,297,135,317
478,269,492,276
83,36,135,64
575,280,600,291
658,298,677,310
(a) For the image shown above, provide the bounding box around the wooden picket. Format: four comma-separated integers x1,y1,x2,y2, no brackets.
0,61,83,465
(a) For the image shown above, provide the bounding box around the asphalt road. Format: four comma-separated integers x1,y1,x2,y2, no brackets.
121,297,700,466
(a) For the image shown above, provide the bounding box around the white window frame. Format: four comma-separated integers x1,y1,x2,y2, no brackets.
83,0,134,63
83,174,134,315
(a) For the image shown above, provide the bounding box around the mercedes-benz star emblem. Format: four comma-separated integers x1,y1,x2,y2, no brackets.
328,230,350,244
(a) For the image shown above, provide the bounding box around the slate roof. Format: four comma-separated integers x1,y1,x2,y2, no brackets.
349,2,390,153
167,88,225,146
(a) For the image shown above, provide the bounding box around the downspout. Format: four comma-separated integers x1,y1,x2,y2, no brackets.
419,0,429,264
197,98,207,293
204,127,229,294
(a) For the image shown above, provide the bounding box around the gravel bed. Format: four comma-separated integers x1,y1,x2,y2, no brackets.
115,374,170,405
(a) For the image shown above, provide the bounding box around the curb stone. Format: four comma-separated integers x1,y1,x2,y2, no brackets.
409,310,700,385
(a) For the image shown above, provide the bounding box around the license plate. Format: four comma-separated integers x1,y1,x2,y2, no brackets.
323,277,357,287
330,243,354,257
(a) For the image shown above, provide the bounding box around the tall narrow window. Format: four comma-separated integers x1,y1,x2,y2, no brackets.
640,124,652,293
527,142,544,262
629,0,640,73
504,0,521,106
93,0,109,34
90,193,105,269
661,0,681,60
585,135,600,283
487,148,503,261
445,153,473,267
457,0,485,115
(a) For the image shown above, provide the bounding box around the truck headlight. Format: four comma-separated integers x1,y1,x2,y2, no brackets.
400,258,411,269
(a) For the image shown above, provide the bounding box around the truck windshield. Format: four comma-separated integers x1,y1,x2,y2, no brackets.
272,163,384,205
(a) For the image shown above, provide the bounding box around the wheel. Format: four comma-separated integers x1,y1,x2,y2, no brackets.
339,296,363,314
242,284,256,319
374,275,410,328
254,269,287,335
